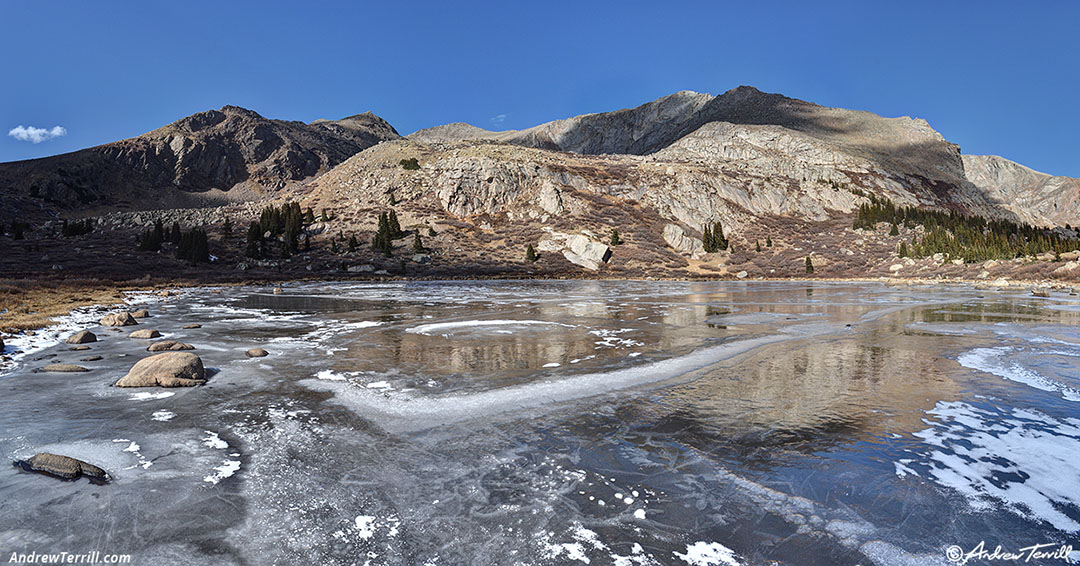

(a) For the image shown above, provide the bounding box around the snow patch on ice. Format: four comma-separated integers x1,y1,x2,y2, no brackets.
151,410,176,422
202,431,228,450
406,319,573,336
128,391,175,401
203,460,241,485
674,541,742,566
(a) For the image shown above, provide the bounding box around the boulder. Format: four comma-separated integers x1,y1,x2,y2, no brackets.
130,309,150,318
70,345,91,351
246,348,269,358
100,312,138,326
1032,288,1050,298
65,330,97,344
41,364,90,373
182,324,202,329
115,352,206,387
663,224,705,259
80,356,103,362
129,329,162,339
273,286,284,295
14,453,109,483
147,340,195,352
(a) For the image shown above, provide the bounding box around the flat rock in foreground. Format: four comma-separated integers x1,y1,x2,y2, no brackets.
115,352,206,387
14,453,109,483
41,364,90,373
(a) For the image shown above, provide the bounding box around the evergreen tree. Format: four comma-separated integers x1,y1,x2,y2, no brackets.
610,229,622,246
348,235,358,253
766,236,773,247
304,208,315,224
170,222,182,245
805,256,814,274
413,233,425,253
755,240,761,252
331,238,340,254
245,222,262,259
898,241,909,258
12,222,24,240
428,225,437,237
525,244,538,262
223,216,232,236
889,222,900,236
321,209,331,222
388,209,402,239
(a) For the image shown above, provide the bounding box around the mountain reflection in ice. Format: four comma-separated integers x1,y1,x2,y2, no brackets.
1,281,1078,565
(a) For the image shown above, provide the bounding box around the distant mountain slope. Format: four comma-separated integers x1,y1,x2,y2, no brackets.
0,106,399,222
961,154,1080,227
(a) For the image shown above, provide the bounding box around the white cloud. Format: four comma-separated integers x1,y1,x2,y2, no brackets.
8,125,67,143
490,114,507,126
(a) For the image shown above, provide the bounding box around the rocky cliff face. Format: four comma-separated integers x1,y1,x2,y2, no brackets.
961,155,1080,227
0,106,399,222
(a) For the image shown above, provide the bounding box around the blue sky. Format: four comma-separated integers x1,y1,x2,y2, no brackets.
2,1,1078,176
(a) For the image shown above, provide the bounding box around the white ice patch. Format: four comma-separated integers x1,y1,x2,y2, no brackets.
202,431,228,450
674,541,742,566
151,410,176,422
543,362,561,368
589,328,644,349
406,319,573,336
203,460,241,485
905,400,1080,532
128,391,175,401
315,369,350,381
957,347,1080,401
354,515,375,539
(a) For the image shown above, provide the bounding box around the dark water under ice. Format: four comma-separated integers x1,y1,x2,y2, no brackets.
1,281,1078,565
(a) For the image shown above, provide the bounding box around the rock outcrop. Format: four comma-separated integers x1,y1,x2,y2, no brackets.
14,453,109,483
100,312,138,327
962,154,1080,228
114,352,206,387
65,330,97,344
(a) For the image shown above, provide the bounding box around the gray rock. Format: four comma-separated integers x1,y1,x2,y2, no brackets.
130,309,150,318
80,356,103,362
14,453,109,483
147,340,195,352
115,352,206,388
41,364,90,373
100,312,138,326
129,329,161,339
70,345,91,351
65,330,97,344
182,323,202,329
1032,288,1051,298
246,348,269,358
663,224,705,258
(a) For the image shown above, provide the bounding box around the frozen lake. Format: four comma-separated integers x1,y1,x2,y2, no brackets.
1,280,1078,565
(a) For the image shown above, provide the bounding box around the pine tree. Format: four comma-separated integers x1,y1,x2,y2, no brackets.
413,233,425,253
12,222,24,240
348,235,358,253
223,216,232,236
245,222,262,259
805,256,814,274
321,209,330,222
610,229,622,246
304,208,315,224
525,244,538,262
170,222,182,245
889,222,900,236
755,240,761,252
766,236,773,247
428,226,437,237
898,241,909,258
388,209,402,239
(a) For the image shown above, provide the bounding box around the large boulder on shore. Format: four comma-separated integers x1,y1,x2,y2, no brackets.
147,340,195,352
130,309,150,318
42,364,90,373
65,330,97,344
100,312,138,326
115,352,206,387
129,329,161,339
15,453,109,482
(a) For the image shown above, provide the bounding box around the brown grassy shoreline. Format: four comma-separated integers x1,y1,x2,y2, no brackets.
0,273,1064,336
